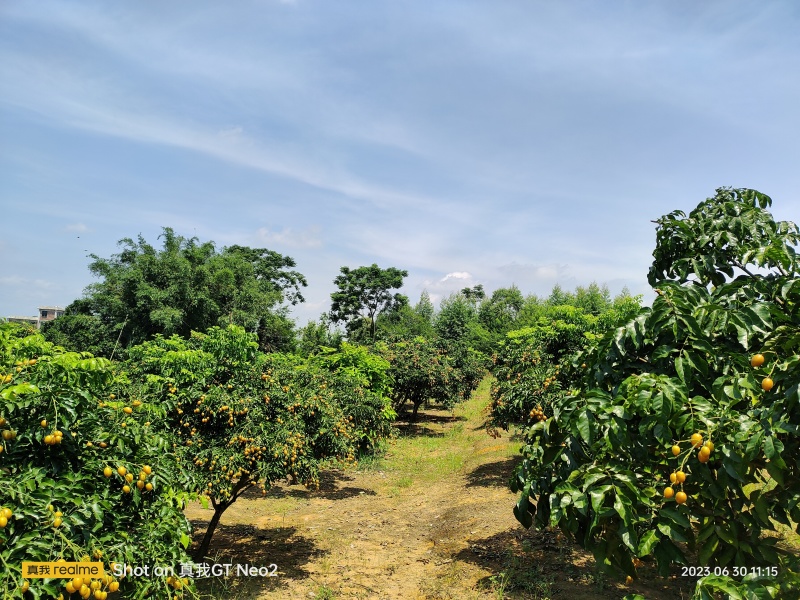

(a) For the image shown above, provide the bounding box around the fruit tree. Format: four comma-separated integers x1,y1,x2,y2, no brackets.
0,323,192,600
124,325,394,560
511,188,800,596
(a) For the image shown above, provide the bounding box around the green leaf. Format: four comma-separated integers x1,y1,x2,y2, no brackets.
574,407,593,446
659,506,691,529
764,460,784,486
675,356,686,384
637,529,660,556
698,535,719,565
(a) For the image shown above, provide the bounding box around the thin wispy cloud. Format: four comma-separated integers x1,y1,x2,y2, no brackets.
254,226,323,249
1,1,798,322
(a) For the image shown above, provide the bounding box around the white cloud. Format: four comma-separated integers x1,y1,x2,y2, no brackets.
0,276,58,290
217,126,243,139
254,226,322,249
65,223,89,233
441,271,472,281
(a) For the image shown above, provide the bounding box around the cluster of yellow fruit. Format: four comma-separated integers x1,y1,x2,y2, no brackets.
663,469,688,505
166,575,189,590
0,506,12,528
542,369,560,389
528,405,547,422
0,374,12,384
665,432,715,504
63,572,119,599
751,354,774,391
43,422,65,445
1,422,17,442
103,464,154,493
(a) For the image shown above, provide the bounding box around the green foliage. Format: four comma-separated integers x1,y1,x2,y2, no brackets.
296,314,344,357
376,337,487,419
0,323,192,600
434,293,478,342
648,187,799,287
375,301,435,341
490,302,637,430
478,286,525,334
124,325,394,559
329,264,408,342
44,228,306,355
511,188,800,591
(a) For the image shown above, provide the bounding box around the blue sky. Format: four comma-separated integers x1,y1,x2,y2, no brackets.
1,1,799,325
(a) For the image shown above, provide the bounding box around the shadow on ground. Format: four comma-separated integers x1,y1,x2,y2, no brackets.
256,469,377,501
465,456,518,488
394,408,468,438
189,521,325,598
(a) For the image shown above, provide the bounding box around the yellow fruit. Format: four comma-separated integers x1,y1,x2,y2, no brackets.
44,435,55,445
139,471,147,481
675,471,686,483
1,430,14,441
136,480,145,490
123,407,132,414
54,517,63,527
122,485,131,494
671,445,681,457
698,447,711,463
143,465,152,474
109,581,119,592
625,575,633,585
145,483,153,491
1,508,11,519
751,354,765,367
762,378,774,392
21,580,30,593
664,486,674,499
125,473,134,483
669,472,677,484
103,466,113,478
0,516,7,527
109,394,116,400
117,466,127,477
691,433,703,448
676,491,688,504
73,578,84,590
40,419,48,428
66,581,76,594
704,440,715,452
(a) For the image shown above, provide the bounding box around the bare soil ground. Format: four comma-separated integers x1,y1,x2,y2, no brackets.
185,381,698,599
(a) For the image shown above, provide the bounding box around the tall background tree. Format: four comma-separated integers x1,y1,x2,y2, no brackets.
42,228,306,355
329,264,408,342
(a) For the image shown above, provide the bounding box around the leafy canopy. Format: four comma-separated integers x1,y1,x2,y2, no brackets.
511,188,800,595
43,228,306,355
329,264,408,341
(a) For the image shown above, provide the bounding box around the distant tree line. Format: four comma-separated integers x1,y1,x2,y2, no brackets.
42,227,640,418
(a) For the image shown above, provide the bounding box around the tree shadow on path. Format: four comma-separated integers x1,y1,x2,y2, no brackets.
188,521,324,597
465,456,519,488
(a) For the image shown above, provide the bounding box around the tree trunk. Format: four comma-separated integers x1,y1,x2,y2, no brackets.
193,477,251,561
195,503,228,561
411,394,423,421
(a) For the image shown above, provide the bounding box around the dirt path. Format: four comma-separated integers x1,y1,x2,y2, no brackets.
185,381,694,599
